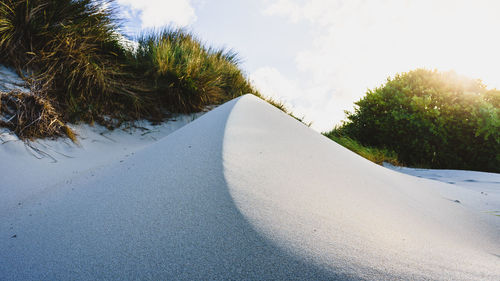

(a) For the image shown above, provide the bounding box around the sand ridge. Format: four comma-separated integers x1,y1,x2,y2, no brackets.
0,94,499,280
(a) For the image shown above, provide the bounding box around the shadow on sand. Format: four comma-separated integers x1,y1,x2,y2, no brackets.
0,98,355,280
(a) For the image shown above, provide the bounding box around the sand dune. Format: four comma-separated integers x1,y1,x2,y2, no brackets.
1,94,499,280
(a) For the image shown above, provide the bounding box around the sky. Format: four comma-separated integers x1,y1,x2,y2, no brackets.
115,0,500,132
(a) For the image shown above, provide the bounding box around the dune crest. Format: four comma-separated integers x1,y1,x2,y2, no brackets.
223,95,500,280
1,94,498,280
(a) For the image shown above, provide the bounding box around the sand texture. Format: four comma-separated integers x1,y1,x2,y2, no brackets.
1,95,499,280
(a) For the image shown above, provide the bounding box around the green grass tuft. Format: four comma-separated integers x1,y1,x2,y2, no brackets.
324,129,400,166
130,28,260,113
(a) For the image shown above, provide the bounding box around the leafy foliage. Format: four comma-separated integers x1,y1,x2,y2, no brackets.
330,69,500,172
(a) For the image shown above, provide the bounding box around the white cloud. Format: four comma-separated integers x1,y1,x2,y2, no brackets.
117,0,197,28
250,67,302,101
262,0,500,131
264,0,303,22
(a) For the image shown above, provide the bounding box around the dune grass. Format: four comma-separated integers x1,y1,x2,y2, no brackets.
0,0,139,124
0,0,306,140
261,96,311,126
129,28,307,122
323,130,400,166
485,211,500,218
130,28,257,114
0,89,75,141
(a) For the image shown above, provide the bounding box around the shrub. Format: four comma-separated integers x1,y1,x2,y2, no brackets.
330,69,500,172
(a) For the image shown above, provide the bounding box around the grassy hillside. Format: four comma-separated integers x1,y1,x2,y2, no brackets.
0,0,301,140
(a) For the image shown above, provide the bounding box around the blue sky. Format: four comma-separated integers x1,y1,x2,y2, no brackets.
115,0,500,131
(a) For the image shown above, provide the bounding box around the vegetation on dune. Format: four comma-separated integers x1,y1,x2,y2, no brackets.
0,0,138,124
130,28,257,114
0,0,304,140
323,130,400,166
129,28,307,123
327,69,500,172
0,89,75,141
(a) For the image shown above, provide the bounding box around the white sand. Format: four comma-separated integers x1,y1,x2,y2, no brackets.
1,94,499,280
0,65,27,92
0,64,205,213
0,116,203,214
385,164,500,220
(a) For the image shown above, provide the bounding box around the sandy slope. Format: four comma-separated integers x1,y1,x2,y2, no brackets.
385,163,500,215
0,64,205,213
223,95,500,280
0,116,202,214
1,95,499,280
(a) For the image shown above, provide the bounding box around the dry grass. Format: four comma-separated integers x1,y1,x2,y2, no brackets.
0,90,75,141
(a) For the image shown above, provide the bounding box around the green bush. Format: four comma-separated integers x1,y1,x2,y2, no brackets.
330,69,500,172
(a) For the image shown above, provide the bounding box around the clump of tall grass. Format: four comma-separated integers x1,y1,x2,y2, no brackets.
0,90,75,140
130,28,256,113
0,0,140,123
324,129,400,166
